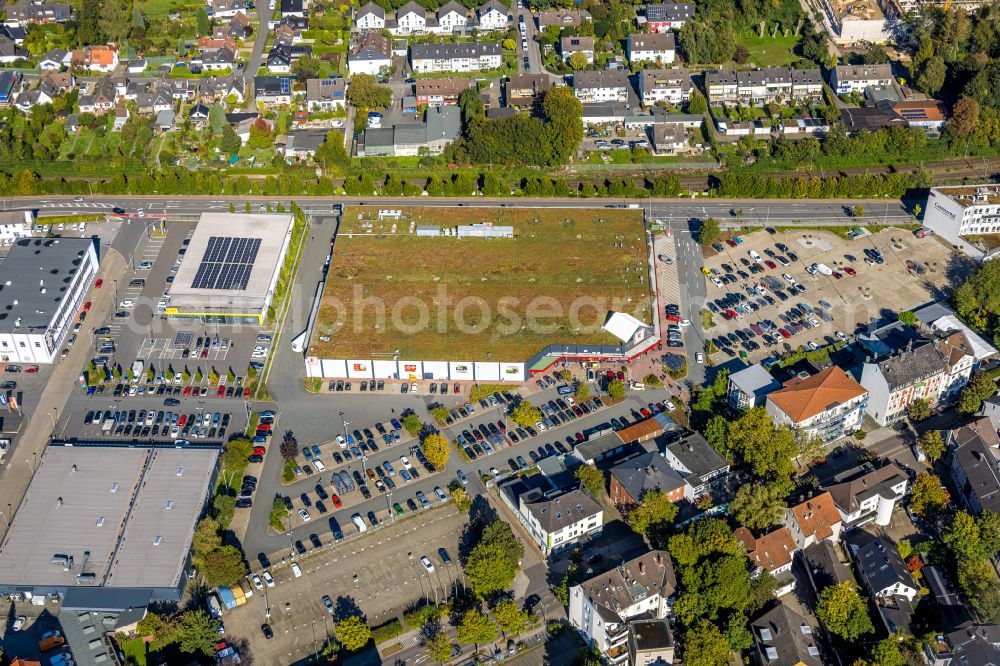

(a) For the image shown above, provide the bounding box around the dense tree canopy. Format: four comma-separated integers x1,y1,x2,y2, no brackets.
669,519,752,627
815,583,873,641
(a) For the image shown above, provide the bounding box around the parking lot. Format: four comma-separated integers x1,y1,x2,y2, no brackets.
223,505,469,665
700,227,955,364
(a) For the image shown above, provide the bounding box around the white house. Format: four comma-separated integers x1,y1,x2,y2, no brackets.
569,550,676,662
848,533,919,602
830,63,893,95
638,67,692,107
573,70,629,104
784,491,843,550
410,42,502,74
353,1,385,30
765,366,869,443
396,1,429,33
822,462,908,528
519,488,602,556
860,338,954,426
477,0,509,31
436,0,468,33
0,237,97,364
348,34,392,76
626,32,675,65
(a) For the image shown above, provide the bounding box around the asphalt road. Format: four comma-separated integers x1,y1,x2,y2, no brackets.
668,219,707,386
244,1,274,109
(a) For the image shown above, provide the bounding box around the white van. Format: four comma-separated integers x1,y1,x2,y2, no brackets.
748,250,762,262
351,513,367,533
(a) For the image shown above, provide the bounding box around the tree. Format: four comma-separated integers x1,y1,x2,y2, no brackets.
607,379,625,400
698,218,721,245
77,0,103,45
510,401,542,428
213,494,236,528
908,398,931,421
196,7,211,35
451,487,472,512
192,517,222,557
457,609,497,646
726,408,796,480
626,491,679,536
688,90,707,115
223,437,252,470
568,51,589,70
542,86,583,166
346,73,392,109
336,615,371,651
98,0,130,45
426,632,454,662
918,429,946,461
421,433,450,470
944,510,982,558
869,638,905,666
246,118,274,150
315,131,350,170
682,620,730,666
730,482,785,530
466,521,522,597
977,510,1000,559
401,413,422,435
959,371,996,414
917,56,947,96
201,545,245,587
575,465,604,496
575,381,591,401
950,96,980,138
292,56,322,82
852,205,865,219
502,38,516,50
492,598,529,636
176,611,219,656
431,406,450,423
909,472,950,518
280,431,299,460
815,582,873,641
864,44,889,64
897,310,917,326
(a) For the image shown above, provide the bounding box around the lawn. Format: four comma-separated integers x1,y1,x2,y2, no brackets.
738,32,802,67
313,206,651,361
120,638,148,666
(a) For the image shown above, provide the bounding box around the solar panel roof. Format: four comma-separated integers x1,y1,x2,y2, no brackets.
191,236,261,291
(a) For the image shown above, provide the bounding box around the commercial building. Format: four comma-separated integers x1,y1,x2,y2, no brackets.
499,473,603,556
727,363,781,411
923,184,1000,260
0,237,97,364
819,0,895,43
0,210,34,244
0,443,218,603
410,42,501,73
626,32,675,65
359,105,461,156
568,550,676,664
165,212,294,325
765,366,868,442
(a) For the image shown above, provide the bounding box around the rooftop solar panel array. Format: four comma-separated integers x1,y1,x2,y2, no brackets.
191,236,261,291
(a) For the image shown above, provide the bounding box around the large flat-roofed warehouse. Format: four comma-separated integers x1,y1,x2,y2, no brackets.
0,237,98,364
166,212,294,325
0,443,218,602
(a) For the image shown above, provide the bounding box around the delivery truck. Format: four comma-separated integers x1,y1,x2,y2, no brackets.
131,360,144,380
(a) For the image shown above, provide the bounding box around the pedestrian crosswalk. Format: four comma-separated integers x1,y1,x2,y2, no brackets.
39,202,112,209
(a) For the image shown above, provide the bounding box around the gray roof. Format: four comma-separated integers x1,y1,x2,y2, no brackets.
801,540,853,593
847,529,916,595
356,1,384,19
394,122,428,145
437,0,467,17
644,3,694,21
730,363,781,399
364,126,395,148
523,488,601,532
426,104,460,141
155,109,174,126
0,444,217,592
823,461,907,514
610,451,686,501
942,625,1000,665
629,618,673,653
834,63,893,82
573,69,629,90
663,432,728,487
287,128,330,152
751,603,822,666
575,431,629,462
411,41,501,60
575,549,676,621
628,32,675,52
912,301,955,325
62,587,152,613
59,608,117,666
0,238,94,333
950,417,1000,514
875,340,949,390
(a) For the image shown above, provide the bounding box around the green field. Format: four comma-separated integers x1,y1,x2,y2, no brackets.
738,32,802,67
313,207,651,361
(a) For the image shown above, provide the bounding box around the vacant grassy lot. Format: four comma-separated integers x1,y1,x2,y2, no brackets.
738,32,802,68
313,207,651,361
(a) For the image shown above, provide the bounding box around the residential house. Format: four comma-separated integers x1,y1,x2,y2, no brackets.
360,106,460,156
765,366,869,442
196,36,238,52
155,108,175,131
735,526,798,579
784,491,842,549
353,2,386,30
925,625,1000,666
706,67,821,105
537,9,590,28
609,450,687,508
77,76,117,113
14,82,52,111
573,70,630,103
790,68,824,101
414,77,469,106
822,461,908,528
42,70,73,93
704,68,738,104
305,77,346,110
477,0,509,31
437,0,468,33
641,3,694,31
135,91,172,114
38,47,69,70
217,11,252,39
280,0,305,17
505,72,550,108
860,338,953,425
750,603,823,666
188,103,210,122
425,104,460,152
156,77,196,101
569,550,676,664
1,23,26,44
889,100,948,133
830,63,893,95
935,329,976,401
274,23,297,47
210,0,246,17
397,1,432,33
800,540,853,598
561,36,594,64
199,46,237,71
846,530,919,602
200,74,245,103
519,487,603,556
648,123,687,156
267,44,292,72
946,417,1000,516
348,33,392,75
126,59,146,75
112,104,129,131
627,619,674,666
727,363,781,411
660,432,730,500
638,67,691,107
410,42,502,73
626,32,675,65
913,303,999,363
254,76,293,106
285,129,329,161
0,35,26,63
4,0,71,25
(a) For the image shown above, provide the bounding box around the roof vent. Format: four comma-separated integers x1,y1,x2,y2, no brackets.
56,496,62,507
176,467,184,476
164,500,173,510
96,516,104,526
110,482,118,492
153,535,162,545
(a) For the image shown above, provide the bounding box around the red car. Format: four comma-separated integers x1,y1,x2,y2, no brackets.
216,385,225,397
252,446,266,456
26,365,39,373
778,328,792,339
844,267,857,276
640,407,652,418
243,387,251,397
200,348,208,358
178,415,187,426
330,494,343,508
257,423,271,431
82,301,91,312
94,279,103,289
726,239,738,247
764,260,777,269
183,386,192,397
832,271,842,279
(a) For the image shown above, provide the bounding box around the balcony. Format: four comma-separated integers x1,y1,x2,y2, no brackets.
606,624,629,647
606,643,629,664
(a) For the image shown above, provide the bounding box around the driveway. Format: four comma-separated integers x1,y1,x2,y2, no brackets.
244,1,274,108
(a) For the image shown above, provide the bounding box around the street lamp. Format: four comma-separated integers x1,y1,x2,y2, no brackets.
386,491,393,522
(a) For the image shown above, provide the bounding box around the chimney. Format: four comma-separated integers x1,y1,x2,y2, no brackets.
639,561,646,574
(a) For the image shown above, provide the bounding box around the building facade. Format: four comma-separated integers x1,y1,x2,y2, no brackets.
410,42,502,73
766,367,869,442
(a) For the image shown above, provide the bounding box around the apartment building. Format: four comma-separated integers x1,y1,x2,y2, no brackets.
626,32,675,65
947,417,1000,516
638,67,691,106
830,63,893,95
765,366,868,442
410,42,502,73
414,77,470,106
573,70,630,103
822,462,908,528
609,451,687,509
705,67,822,105
569,550,676,665
477,0,510,30
784,491,842,549
860,338,952,425
727,363,782,411
561,36,594,64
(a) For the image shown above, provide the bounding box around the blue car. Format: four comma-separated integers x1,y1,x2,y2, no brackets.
253,435,267,444
311,444,321,458
303,448,313,461
350,446,362,458
391,418,402,430
391,430,400,442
